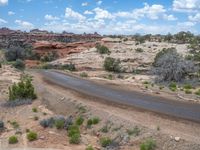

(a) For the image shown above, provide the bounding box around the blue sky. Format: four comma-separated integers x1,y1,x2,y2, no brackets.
0,0,200,34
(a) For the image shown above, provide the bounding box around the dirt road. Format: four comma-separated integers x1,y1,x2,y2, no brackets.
40,70,200,122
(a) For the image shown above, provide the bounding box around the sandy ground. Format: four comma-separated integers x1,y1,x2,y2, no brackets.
1,66,200,150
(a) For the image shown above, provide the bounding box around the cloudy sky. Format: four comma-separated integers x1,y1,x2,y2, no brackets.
0,0,200,34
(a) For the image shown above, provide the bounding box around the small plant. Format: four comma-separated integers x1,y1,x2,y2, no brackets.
127,126,140,136
34,116,39,121
157,126,160,131
96,44,111,54
0,120,4,131
183,84,192,90
13,59,25,70
9,136,18,144
185,89,192,94
195,89,200,96
27,131,38,141
26,129,30,133
55,120,65,129
100,137,112,147
169,82,177,92
68,125,81,144
80,72,88,78
86,145,94,150
92,117,100,124
140,138,156,150
32,108,38,113
78,106,87,113
100,125,109,133
143,81,149,85
87,119,93,126
135,48,144,53
10,121,19,129
104,57,121,72
159,86,164,90
76,116,84,126
69,133,81,144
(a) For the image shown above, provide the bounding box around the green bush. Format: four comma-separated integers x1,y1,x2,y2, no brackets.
127,126,140,136
55,120,65,129
169,82,177,92
76,116,84,126
27,131,38,141
140,139,156,150
87,119,93,126
80,72,88,78
183,84,192,90
68,125,81,144
13,59,25,70
96,44,111,54
104,57,121,72
68,125,80,137
10,121,19,129
32,108,38,113
100,137,112,147
8,77,37,101
69,133,81,144
195,89,200,96
185,89,192,94
92,117,100,125
9,136,18,144
86,145,94,150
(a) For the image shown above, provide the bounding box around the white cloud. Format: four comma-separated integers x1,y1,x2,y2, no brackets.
82,2,88,6
93,7,115,20
84,10,93,15
45,14,59,21
189,13,200,22
173,0,200,12
15,20,34,30
97,1,102,5
0,0,8,5
163,14,177,21
0,18,7,24
65,8,86,21
8,11,15,15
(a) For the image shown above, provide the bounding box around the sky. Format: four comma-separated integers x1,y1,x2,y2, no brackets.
0,0,200,34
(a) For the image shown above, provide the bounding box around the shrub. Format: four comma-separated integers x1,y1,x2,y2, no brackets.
68,125,81,144
96,44,111,54
9,136,18,144
195,89,200,96
55,120,65,129
104,57,121,72
34,116,39,121
169,82,177,91
183,84,192,90
76,116,84,126
153,48,197,82
13,59,25,70
27,131,38,141
62,63,76,71
87,119,93,126
135,48,144,53
127,126,140,136
100,125,109,133
0,120,4,131
32,108,38,113
100,137,112,147
92,117,100,125
68,125,80,137
8,77,37,101
140,139,156,150
0,63,2,68
185,89,192,94
80,72,88,78
10,121,19,129
69,133,81,144
86,145,94,150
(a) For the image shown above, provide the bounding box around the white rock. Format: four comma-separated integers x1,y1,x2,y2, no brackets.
175,137,180,142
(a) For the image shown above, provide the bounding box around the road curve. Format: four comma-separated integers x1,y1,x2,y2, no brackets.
41,70,200,122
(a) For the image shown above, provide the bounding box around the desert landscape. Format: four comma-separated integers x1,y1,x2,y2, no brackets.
0,27,200,150
0,0,200,150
